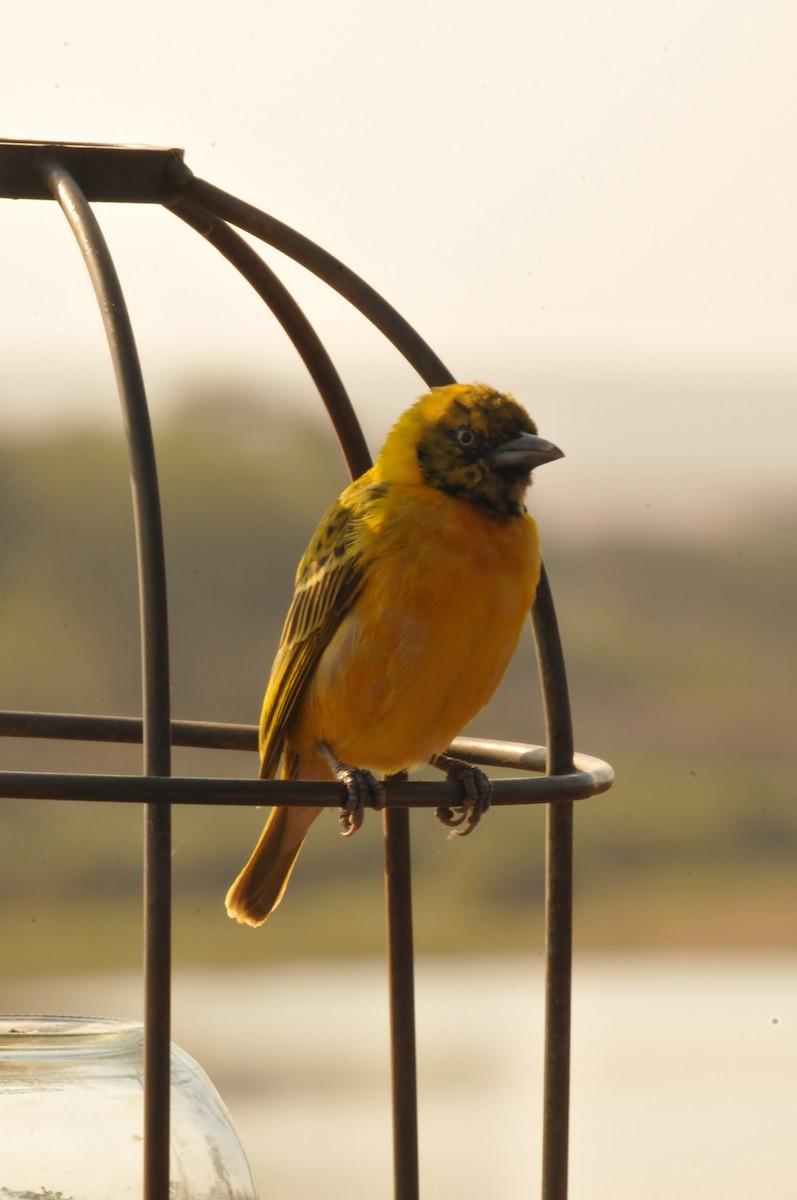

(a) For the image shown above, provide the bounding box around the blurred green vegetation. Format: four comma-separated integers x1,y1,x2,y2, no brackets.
2,391,795,974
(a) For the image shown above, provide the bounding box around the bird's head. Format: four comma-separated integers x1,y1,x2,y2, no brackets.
378,383,563,516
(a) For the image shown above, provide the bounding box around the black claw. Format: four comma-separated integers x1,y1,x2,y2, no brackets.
435,805,470,829
336,767,385,837
317,740,385,836
433,755,492,837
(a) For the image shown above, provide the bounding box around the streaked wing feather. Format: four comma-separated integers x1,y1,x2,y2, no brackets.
258,481,379,777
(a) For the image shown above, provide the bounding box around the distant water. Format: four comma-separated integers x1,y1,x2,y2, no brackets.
5,956,796,1199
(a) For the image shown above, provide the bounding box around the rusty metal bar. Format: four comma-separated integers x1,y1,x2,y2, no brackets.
170,171,456,392
532,568,575,1200
0,711,256,751
0,765,610,807
44,161,173,1200
383,800,419,1200
0,713,613,796
0,139,185,202
167,196,372,479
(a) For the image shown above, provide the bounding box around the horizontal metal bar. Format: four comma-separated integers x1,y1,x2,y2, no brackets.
0,710,255,750
0,711,613,795
0,765,609,807
0,140,185,201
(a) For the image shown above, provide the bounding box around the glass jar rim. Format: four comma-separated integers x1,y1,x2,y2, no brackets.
0,1014,144,1060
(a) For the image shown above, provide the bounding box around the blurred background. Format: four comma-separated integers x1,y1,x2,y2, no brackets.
2,1,795,1196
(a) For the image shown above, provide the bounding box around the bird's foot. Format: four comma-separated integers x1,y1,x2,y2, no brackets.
317,741,386,837
433,753,492,837
336,766,386,836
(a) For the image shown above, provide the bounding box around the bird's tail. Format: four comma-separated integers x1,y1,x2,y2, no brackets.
225,804,322,926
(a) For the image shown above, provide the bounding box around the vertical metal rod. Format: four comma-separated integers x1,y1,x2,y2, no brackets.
46,164,172,1200
383,802,420,1200
541,801,573,1200
532,565,576,1200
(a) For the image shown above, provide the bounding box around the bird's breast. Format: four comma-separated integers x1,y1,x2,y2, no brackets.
290,488,542,774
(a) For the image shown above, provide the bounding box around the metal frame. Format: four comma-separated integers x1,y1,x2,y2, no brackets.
0,140,613,1200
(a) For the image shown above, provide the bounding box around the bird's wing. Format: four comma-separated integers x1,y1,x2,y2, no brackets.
258,476,383,778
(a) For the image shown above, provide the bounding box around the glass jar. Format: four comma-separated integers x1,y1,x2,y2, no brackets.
0,1014,258,1199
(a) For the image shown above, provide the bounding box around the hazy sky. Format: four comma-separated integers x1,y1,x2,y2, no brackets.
2,0,795,535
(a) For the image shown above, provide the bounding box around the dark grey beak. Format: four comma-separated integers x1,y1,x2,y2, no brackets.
490,431,564,470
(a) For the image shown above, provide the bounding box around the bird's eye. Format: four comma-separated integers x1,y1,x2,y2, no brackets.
454,427,477,448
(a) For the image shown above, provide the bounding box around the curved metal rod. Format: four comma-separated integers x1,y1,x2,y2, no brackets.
0,762,612,807
532,569,575,774
169,172,577,765
532,567,575,1200
168,195,372,479
170,178,578,771
45,166,172,758
45,162,172,1200
172,171,456,391
0,711,612,790
172,170,577,735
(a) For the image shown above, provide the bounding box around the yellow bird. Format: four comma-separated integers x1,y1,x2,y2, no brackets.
226,383,562,926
